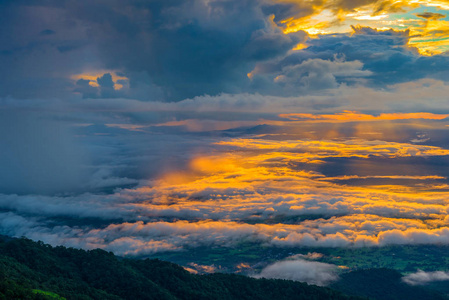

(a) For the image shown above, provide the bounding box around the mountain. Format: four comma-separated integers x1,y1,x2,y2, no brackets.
0,236,362,300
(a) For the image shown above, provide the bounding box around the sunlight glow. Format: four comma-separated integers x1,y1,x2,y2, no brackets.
274,0,449,54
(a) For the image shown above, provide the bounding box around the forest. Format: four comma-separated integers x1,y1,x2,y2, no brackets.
2,235,449,300
0,236,362,300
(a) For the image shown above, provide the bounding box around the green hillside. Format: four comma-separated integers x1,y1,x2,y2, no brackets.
0,236,362,300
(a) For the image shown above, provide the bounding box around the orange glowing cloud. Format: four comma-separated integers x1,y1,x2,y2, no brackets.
320,175,446,181
18,113,449,255
71,71,128,90
216,138,449,159
49,130,449,255
271,0,449,54
279,111,449,122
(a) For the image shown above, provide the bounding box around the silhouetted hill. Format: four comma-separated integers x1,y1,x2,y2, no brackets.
0,236,362,300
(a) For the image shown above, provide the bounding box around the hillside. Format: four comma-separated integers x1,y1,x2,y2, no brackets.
0,236,362,300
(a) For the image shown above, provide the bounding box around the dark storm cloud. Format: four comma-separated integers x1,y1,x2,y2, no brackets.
0,1,96,99
0,0,305,101
74,79,99,99
2,1,449,101
72,0,306,100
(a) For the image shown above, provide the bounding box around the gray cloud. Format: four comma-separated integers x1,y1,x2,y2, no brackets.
2,1,449,103
255,259,339,286
403,270,449,285
268,57,371,91
249,26,449,96
3,0,449,260
416,12,446,20
0,0,306,101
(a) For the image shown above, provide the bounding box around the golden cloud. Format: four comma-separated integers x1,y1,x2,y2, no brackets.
81,134,449,254
271,0,449,54
279,111,449,122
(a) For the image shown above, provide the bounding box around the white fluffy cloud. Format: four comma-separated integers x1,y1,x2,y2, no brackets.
255,259,339,286
403,270,449,285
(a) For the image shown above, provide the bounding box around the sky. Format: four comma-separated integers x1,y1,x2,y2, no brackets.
3,0,449,275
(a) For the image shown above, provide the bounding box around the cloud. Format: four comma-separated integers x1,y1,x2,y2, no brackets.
2,127,449,255
0,2,95,99
2,1,449,103
248,25,449,96
1,106,449,255
269,0,449,54
3,0,449,259
187,263,217,274
268,57,372,91
288,253,324,260
0,0,308,101
416,12,446,20
279,111,449,122
72,71,164,100
81,0,306,100
255,259,339,286
403,270,449,285
216,138,449,159
104,237,180,255
73,78,449,115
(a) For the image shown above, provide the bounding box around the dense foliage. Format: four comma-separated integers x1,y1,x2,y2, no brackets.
0,236,362,300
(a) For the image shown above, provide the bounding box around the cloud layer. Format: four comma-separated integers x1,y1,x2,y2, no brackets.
3,124,449,256
2,0,449,263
